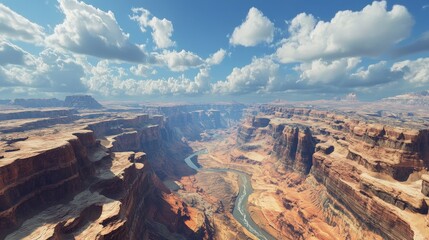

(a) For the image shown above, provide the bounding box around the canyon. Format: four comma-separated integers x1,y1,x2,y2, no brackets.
0,96,428,239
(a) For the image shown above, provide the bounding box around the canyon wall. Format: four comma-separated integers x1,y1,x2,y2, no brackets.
238,106,429,240
0,112,212,239
141,104,245,140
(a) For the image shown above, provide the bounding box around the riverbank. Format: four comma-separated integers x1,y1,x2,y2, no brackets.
184,150,276,240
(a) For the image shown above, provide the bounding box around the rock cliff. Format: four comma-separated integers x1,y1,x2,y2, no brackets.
236,105,429,239
0,111,211,239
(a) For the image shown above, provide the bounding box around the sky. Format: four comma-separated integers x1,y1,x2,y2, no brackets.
0,0,428,102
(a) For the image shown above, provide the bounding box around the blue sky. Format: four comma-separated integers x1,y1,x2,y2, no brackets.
0,0,428,102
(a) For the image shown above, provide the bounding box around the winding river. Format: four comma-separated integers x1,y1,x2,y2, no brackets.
184,150,275,240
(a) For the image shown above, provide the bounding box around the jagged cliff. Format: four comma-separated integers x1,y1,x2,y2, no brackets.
0,102,248,239
0,112,212,239
141,104,245,140
1,101,428,239
236,106,429,240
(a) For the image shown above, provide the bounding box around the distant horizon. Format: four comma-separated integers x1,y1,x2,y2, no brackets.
2,90,427,105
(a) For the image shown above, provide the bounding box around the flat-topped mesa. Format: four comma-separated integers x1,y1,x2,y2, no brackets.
64,95,103,109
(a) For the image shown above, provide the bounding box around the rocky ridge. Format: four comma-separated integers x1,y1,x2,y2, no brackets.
0,109,222,239
0,102,248,239
235,105,429,239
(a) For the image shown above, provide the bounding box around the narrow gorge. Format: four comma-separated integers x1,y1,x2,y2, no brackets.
0,99,428,239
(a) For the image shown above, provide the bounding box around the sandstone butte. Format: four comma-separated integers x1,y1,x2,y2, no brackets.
0,98,428,240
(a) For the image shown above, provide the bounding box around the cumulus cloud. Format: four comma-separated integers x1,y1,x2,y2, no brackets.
0,48,87,92
229,7,274,47
210,56,410,96
392,58,429,84
212,57,280,94
85,60,210,96
47,0,147,62
130,64,153,77
296,58,360,85
0,4,45,44
0,40,35,66
155,50,204,72
348,61,403,87
276,1,414,63
131,8,175,49
194,67,211,92
295,58,403,87
206,48,227,66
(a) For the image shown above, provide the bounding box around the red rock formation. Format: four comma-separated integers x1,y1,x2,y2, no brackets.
240,105,429,239
0,131,98,235
267,124,315,174
0,113,210,239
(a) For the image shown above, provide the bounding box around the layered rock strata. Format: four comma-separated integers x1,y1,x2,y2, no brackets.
0,113,210,239
237,106,429,240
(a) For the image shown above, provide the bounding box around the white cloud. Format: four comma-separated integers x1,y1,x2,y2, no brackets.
130,64,153,77
229,7,274,47
206,48,227,66
194,67,211,92
296,58,360,84
0,4,45,44
349,61,402,87
48,0,147,62
131,8,175,49
212,57,280,94
0,48,87,92
276,1,414,63
0,40,35,66
155,50,204,72
295,58,403,88
85,60,209,96
392,58,429,84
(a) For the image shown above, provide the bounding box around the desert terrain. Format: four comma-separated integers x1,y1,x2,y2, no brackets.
0,95,428,239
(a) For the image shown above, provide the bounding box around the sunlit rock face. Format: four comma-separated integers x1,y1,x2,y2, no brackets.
0,107,227,239
236,105,429,240
0,102,246,239
1,98,429,240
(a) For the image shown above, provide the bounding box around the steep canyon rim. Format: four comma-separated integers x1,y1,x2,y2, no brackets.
0,96,428,239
